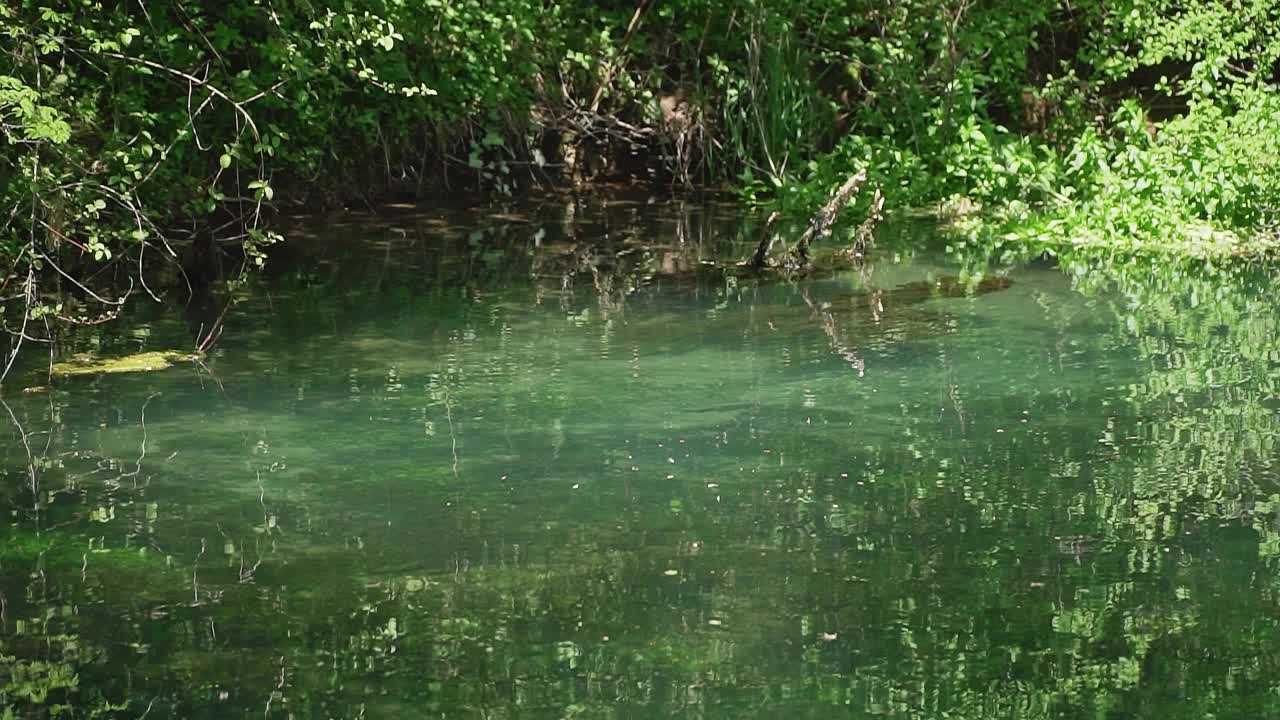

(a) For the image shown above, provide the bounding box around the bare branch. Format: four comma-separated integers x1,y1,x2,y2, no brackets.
38,252,130,307
0,268,35,385
98,52,265,142
792,169,867,265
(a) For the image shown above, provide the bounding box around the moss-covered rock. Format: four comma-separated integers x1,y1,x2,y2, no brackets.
50,350,202,377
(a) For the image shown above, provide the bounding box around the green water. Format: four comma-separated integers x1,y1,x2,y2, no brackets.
4,199,1280,718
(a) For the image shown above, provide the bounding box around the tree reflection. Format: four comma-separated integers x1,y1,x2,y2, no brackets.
3,207,1280,717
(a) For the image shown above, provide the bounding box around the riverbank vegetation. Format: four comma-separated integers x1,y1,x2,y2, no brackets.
3,0,1280,371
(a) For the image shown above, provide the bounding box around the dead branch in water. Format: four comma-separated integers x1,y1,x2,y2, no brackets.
745,169,880,271
793,169,867,265
745,211,782,268
845,187,885,262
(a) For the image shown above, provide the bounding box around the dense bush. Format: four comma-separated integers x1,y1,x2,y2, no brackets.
3,0,1280,376
785,0,1280,255
0,0,634,367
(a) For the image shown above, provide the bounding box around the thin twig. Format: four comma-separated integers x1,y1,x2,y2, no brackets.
37,253,130,307
588,0,651,115
0,267,35,384
1,399,38,496
98,52,264,142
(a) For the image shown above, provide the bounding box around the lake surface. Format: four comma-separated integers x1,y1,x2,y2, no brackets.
3,197,1280,718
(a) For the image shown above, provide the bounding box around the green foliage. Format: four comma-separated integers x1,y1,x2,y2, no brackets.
0,0,616,368
947,91,1280,257
778,0,1280,257
700,3,836,192
0,76,71,144
3,0,1280,372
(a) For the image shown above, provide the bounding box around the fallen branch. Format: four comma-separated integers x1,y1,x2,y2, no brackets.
195,298,233,354
846,187,885,261
745,211,782,268
792,169,867,266
745,168,868,270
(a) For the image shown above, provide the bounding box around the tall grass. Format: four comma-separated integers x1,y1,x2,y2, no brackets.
699,9,832,192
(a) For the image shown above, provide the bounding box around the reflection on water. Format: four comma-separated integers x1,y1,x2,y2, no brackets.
3,197,1280,718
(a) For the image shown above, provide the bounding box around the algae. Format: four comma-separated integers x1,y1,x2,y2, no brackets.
50,350,201,377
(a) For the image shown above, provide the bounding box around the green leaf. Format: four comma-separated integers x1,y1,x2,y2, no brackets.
219,153,232,169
